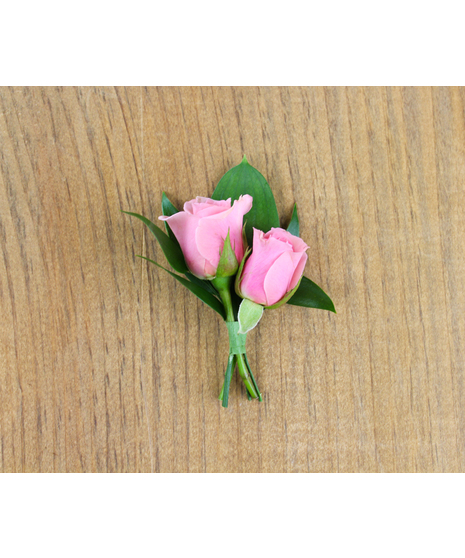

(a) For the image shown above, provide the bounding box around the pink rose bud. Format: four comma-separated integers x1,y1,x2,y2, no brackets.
237,227,309,306
159,195,253,279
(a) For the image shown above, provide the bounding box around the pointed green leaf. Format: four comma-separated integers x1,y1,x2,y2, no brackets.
125,206,221,300
238,298,264,334
162,192,179,217
137,256,226,320
287,276,336,313
161,192,179,241
212,156,279,244
185,272,221,299
122,211,188,274
287,204,299,236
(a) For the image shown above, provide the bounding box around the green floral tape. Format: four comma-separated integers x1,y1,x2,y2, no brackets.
226,322,247,355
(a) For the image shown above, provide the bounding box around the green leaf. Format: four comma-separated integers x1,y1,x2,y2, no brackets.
162,192,179,217
238,298,264,334
287,276,336,313
122,211,188,274
161,192,179,241
212,156,279,244
287,204,299,236
185,272,221,299
137,256,226,320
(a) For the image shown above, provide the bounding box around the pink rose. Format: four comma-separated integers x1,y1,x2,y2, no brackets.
159,195,253,279
237,227,308,306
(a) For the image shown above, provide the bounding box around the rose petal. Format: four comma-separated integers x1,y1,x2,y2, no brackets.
158,211,206,277
263,251,295,306
191,197,231,217
204,259,217,277
265,228,308,253
195,195,252,268
240,228,292,304
289,252,308,291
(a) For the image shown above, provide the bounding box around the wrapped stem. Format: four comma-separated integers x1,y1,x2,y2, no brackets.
212,276,260,404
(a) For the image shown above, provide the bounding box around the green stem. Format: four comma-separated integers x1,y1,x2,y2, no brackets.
244,352,262,401
221,354,236,408
219,355,258,401
212,276,258,400
236,353,258,399
211,276,235,322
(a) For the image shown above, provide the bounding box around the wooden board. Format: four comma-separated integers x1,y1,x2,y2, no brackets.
0,86,464,473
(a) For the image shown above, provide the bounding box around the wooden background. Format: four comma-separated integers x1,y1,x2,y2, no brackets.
0,87,464,473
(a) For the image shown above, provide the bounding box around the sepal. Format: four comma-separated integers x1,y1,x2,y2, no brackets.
238,298,264,334
215,230,238,278
242,222,248,251
234,247,251,297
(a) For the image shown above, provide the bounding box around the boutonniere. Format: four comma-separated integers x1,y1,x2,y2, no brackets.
123,157,335,407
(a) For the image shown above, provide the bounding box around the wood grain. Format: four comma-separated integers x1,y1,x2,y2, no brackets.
0,86,464,473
